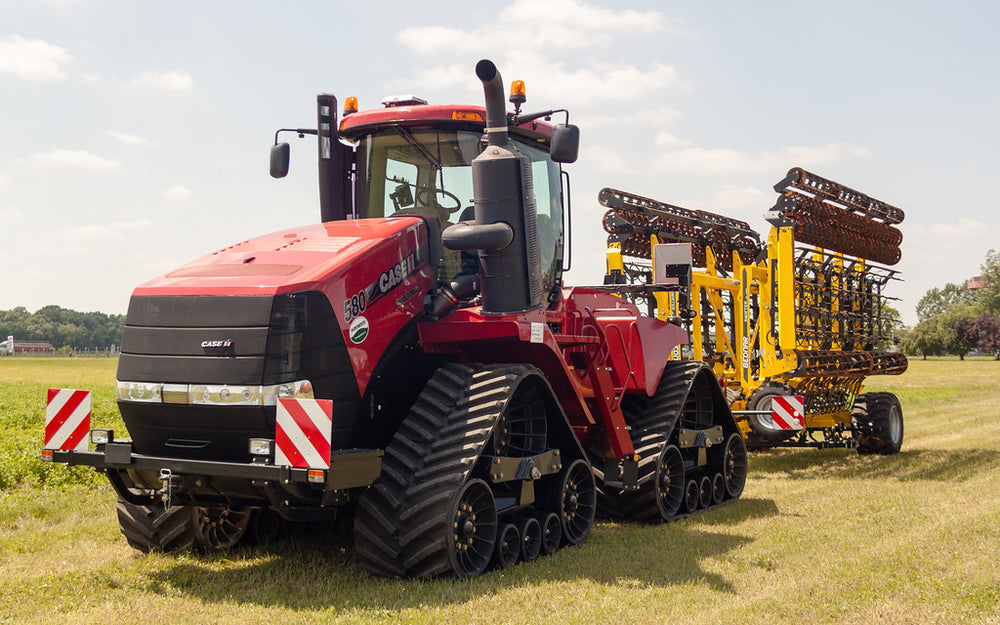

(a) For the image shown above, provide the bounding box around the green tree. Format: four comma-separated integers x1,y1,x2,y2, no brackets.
942,304,980,360
915,282,978,322
901,318,948,359
978,249,1000,315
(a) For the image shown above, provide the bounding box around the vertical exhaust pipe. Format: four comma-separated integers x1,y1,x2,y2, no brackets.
441,60,543,315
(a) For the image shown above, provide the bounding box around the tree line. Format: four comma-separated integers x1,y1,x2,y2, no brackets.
901,250,1000,360
0,306,125,351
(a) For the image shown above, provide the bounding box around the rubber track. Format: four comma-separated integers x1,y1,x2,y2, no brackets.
115,500,198,553
353,363,528,578
594,361,706,522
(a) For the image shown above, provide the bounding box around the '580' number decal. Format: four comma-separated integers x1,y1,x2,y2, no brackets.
344,251,422,323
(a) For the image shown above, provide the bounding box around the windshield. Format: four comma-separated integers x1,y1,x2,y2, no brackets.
356,127,564,292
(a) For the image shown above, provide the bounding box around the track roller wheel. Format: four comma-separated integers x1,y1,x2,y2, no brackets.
682,479,700,513
711,473,726,505
493,522,520,570
539,512,562,555
449,479,499,577
544,459,596,546
698,475,713,509
717,432,748,498
518,516,542,562
853,392,904,455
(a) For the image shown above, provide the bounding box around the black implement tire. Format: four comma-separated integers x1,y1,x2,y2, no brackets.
853,392,904,455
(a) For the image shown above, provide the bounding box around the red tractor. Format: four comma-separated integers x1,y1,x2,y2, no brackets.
42,60,746,577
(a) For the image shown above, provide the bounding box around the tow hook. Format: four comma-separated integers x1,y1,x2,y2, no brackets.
158,468,181,508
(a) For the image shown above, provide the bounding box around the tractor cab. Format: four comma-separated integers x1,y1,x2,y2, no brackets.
272,91,574,305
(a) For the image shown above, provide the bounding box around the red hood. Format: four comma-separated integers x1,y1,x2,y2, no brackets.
132,217,422,297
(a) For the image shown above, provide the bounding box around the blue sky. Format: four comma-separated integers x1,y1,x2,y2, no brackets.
2,0,997,325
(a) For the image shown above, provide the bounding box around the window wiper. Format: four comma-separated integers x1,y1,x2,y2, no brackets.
393,127,442,171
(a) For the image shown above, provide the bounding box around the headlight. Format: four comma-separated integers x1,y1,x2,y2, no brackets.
117,380,314,406
116,381,162,402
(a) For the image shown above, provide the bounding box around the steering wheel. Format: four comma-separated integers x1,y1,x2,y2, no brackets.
415,187,463,213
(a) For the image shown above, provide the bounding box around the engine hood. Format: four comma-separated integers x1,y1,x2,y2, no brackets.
132,217,424,297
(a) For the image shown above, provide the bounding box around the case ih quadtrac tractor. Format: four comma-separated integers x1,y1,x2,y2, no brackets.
42,60,747,577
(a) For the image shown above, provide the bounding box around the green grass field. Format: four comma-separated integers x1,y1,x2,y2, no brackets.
1,357,998,624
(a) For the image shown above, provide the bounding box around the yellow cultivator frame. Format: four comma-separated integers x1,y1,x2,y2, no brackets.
601,168,907,450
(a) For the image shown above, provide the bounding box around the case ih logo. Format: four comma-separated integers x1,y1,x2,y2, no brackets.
344,249,426,323
201,340,233,349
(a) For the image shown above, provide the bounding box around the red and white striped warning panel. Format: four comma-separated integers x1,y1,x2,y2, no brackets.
44,389,91,451
275,398,333,469
771,395,805,430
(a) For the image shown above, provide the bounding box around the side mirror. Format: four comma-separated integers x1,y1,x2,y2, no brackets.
270,142,290,178
550,124,580,164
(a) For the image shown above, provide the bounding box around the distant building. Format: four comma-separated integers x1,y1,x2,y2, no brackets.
967,275,986,290
8,340,55,354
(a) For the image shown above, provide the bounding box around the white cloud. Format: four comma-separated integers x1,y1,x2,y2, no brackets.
930,218,986,238
110,219,153,231
649,141,871,176
20,149,121,171
107,130,156,147
398,0,675,54
654,131,691,148
54,219,152,243
129,69,193,92
0,34,72,81
161,185,191,200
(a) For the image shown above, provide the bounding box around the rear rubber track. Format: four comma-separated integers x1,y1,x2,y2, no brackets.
595,361,743,522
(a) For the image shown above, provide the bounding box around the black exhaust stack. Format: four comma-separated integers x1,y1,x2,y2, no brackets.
442,60,543,315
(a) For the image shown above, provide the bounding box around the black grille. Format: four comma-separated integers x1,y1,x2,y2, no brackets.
117,292,361,461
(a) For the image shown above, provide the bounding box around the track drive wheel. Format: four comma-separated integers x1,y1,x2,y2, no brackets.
853,392,904,455
451,480,499,575
116,500,251,553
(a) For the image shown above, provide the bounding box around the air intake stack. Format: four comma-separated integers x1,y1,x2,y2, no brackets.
442,60,543,314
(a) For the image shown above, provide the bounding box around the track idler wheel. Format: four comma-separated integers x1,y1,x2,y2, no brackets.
544,458,596,546
718,433,748,498
450,479,499,577
655,444,685,519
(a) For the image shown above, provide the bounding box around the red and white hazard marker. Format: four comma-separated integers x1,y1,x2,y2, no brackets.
770,395,805,430
275,398,333,469
44,389,91,451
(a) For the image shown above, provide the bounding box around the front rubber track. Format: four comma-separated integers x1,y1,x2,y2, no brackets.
354,363,557,578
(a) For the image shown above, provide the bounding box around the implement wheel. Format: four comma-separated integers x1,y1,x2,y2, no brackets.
744,382,798,444
853,392,904,455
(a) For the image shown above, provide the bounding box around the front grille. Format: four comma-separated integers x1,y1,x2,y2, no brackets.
117,292,362,461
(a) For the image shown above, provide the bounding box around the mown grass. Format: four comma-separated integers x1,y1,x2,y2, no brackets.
1,357,998,624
